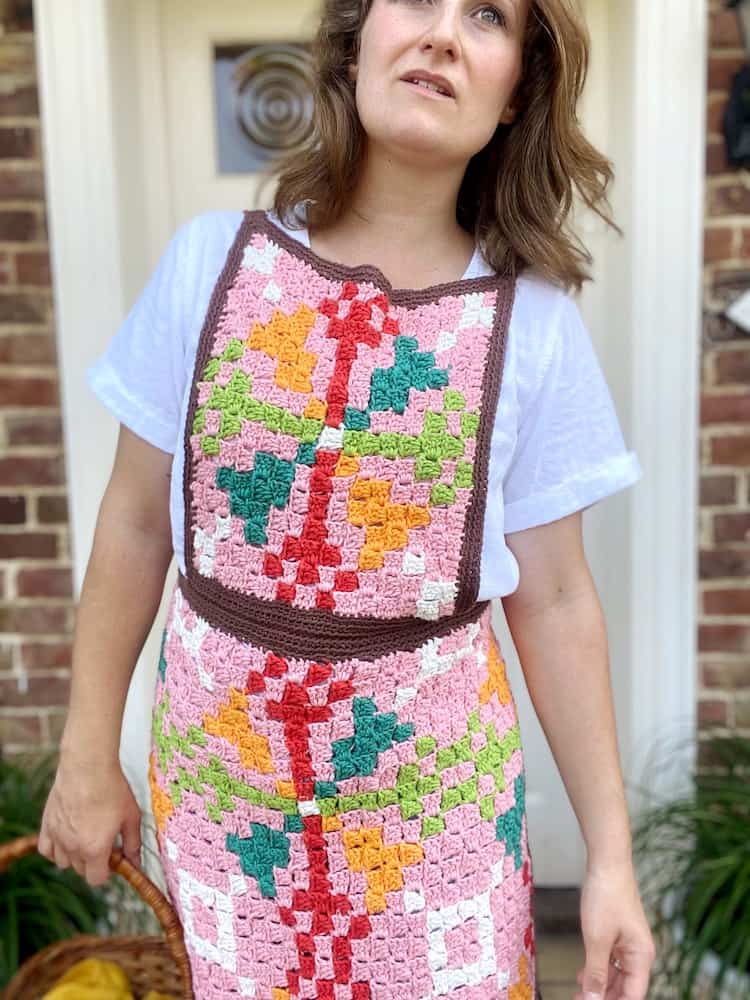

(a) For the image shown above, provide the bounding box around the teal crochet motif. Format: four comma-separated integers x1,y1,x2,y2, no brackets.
343,336,450,430
226,821,291,899
331,696,415,780
496,772,526,870
216,452,296,545
158,628,167,681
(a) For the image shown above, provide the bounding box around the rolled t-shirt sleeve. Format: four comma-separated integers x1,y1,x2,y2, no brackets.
502,291,643,534
85,221,191,454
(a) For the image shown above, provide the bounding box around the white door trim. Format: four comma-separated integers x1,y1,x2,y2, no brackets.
34,0,704,817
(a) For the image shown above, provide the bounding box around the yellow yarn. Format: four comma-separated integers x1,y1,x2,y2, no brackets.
40,957,178,1000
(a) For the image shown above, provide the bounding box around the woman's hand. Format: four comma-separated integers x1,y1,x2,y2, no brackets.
38,750,143,887
574,861,656,1000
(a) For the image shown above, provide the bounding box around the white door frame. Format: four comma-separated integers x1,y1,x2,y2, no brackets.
34,0,704,832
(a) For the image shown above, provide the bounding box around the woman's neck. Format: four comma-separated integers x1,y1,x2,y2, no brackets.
308,145,476,287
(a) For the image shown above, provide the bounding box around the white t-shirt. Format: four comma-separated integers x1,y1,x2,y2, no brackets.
85,209,643,600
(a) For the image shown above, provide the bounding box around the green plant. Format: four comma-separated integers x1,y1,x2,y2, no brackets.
0,750,158,988
631,733,750,1000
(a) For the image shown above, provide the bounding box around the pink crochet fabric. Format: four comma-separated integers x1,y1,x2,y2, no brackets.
149,211,540,998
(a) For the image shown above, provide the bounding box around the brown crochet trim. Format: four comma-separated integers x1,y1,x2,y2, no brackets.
254,208,516,300
183,211,257,577
177,569,489,661
455,263,516,610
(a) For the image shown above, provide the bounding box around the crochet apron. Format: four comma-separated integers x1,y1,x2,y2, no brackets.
148,210,541,1000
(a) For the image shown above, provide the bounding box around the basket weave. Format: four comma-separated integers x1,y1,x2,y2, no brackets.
0,833,193,1000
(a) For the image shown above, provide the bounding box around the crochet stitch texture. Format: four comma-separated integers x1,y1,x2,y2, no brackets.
149,211,541,999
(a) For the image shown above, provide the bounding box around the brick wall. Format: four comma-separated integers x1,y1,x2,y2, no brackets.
700,1,750,735
0,10,74,758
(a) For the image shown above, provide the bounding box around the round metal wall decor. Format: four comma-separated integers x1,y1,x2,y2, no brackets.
232,44,314,152
213,42,313,174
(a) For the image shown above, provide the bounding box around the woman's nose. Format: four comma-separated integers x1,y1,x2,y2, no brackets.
419,4,462,59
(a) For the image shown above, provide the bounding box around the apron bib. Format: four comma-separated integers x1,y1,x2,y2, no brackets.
148,211,541,999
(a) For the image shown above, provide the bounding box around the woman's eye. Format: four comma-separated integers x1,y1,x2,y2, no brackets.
477,4,506,27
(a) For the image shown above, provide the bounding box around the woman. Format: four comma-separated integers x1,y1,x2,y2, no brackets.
40,1,656,998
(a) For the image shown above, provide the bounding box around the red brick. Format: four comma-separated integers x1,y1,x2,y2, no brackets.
37,494,68,523
700,474,738,505
702,660,750,689
700,548,750,578
710,8,744,48
708,54,746,90
16,567,73,598
714,513,750,543
0,165,45,199
0,673,70,708
704,226,734,263
709,183,750,216
706,97,729,137
0,333,57,365
20,640,72,670
704,587,750,614
6,413,62,446
701,393,750,424
0,712,43,745
0,79,37,116
0,210,41,241
707,140,731,176
15,250,51,287
0,495,26,524
0,532,57,559
0,249,12,285
715,350,750,384
0,455,65,486
0,604,70,634
0,125,37,160
698,698,729,726
711,435,750,465
0,290,47,323
0,376,58,406
699,624,750,653
0,39,36,73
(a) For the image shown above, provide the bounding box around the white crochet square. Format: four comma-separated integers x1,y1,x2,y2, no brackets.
263,279,282,302
242,241,281,275
318,424,344,451
177,868,237,973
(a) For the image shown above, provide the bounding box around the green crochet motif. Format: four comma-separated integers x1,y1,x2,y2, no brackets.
320,709,522,848
343,411,464,481
167,754,299,824
152,690,207,772
195,369,324,455
226,822,291,899
331,696,414,780
216,453,296,545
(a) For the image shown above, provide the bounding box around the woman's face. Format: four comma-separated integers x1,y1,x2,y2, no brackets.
353,0,529,167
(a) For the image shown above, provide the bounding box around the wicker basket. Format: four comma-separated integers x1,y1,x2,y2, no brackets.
0,833,193,1000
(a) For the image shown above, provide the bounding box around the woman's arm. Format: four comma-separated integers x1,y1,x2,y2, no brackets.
502,510,655,999
39,425,175,885
501,509,631,869
59,425,174,761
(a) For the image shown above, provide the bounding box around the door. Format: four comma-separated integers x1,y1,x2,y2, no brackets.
122,0,633,889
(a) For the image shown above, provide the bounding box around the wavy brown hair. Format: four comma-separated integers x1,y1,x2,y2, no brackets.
271,0,622,292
